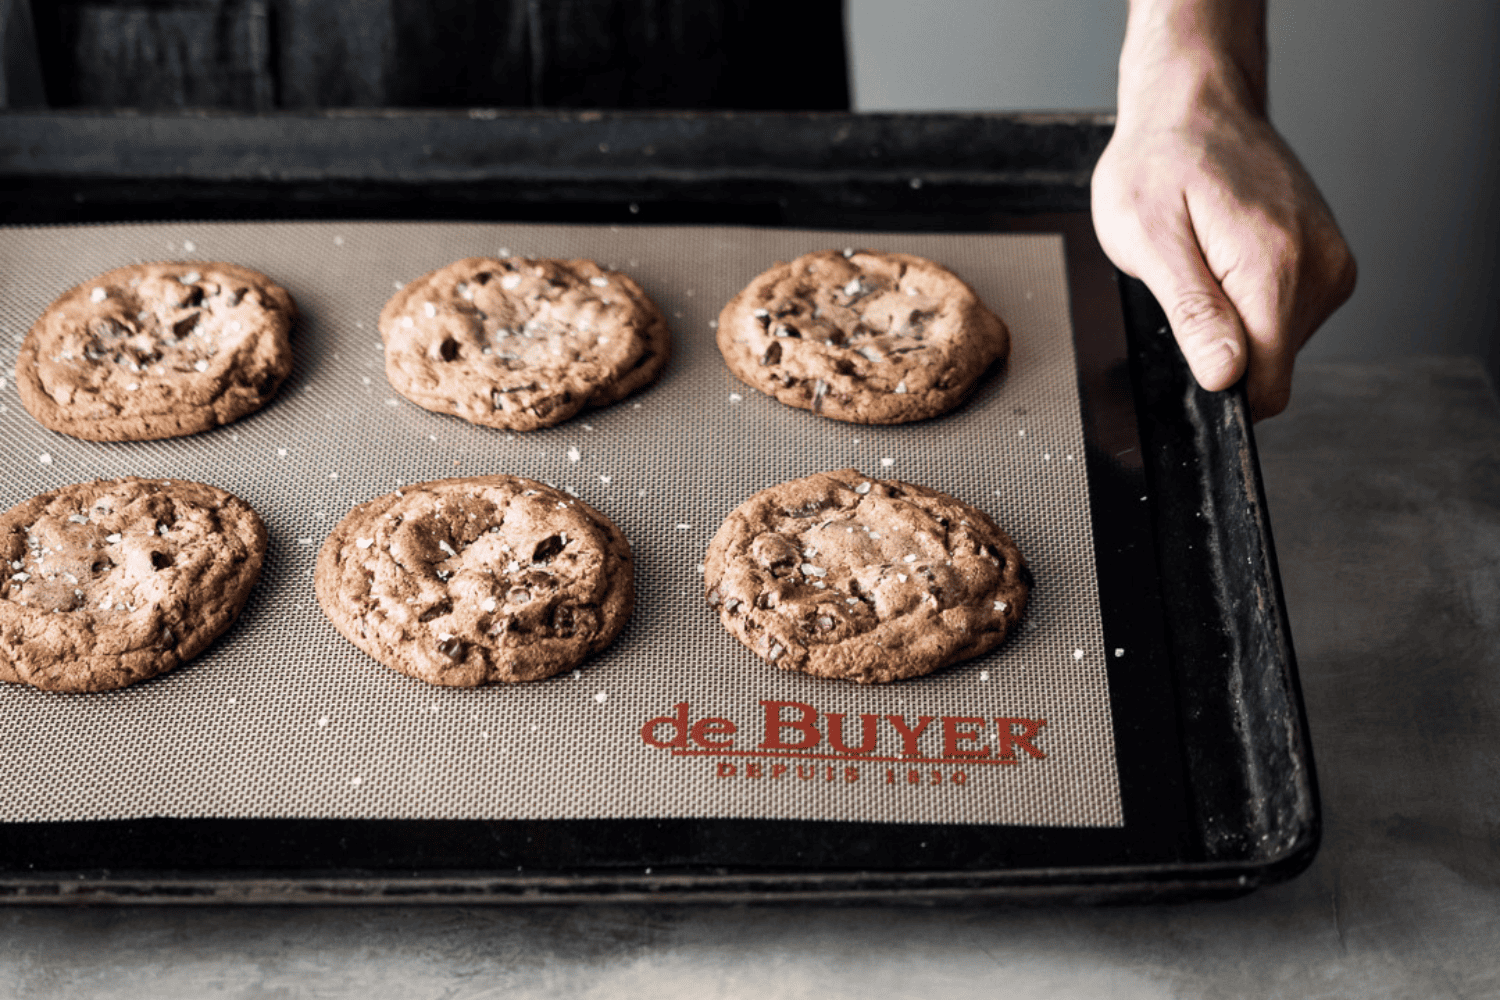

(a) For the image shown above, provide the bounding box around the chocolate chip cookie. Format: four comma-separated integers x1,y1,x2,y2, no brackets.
0,477,268,693
316,476,634,686
717,249,1008,424
16,262,297,442
380,257,670,431
704,469,1030,683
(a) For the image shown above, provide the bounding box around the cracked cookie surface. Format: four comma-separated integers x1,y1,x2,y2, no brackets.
17,262,296,441
716,249,1008,424
316,476,634,686
380,256,670,431
0,477,268,692
704,469,1030,683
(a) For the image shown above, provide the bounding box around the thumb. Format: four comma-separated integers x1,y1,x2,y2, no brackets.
1135,228,1249,393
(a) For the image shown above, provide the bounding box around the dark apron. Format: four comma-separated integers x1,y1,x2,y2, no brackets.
26,0,848,110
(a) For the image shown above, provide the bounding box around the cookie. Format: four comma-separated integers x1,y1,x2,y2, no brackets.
0,477,268,693
380,257,670,431
704,469,1030,683
316,475,634,686
16,262,297,442
716,249,1008,424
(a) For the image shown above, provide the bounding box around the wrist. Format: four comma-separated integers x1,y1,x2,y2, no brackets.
1117,0,1267,126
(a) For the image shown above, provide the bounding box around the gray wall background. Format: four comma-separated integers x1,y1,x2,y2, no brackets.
848,0,1500,385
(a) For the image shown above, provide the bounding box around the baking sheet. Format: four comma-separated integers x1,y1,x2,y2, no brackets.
0,221,1121,827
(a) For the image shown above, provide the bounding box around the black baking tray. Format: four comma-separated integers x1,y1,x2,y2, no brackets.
0,110,1318,904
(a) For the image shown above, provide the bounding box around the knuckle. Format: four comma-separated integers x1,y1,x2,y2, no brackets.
1330,243,1358,302
1264,226,1301,272
1253,380,1293,420
1170,291,1234,345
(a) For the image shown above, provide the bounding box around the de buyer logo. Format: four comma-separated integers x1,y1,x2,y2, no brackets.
640,700,1046,788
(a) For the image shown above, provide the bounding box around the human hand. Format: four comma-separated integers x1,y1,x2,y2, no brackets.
1092,3,1356,420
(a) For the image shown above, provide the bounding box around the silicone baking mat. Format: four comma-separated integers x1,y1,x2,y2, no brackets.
0,222,1121,827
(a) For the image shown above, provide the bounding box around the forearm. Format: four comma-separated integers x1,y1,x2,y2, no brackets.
1118,0,1267,123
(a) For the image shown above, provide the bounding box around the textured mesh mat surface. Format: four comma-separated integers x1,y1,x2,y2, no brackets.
0,222,1121,827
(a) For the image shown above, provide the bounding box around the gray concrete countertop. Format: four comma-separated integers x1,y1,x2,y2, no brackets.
3,357,1497,999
